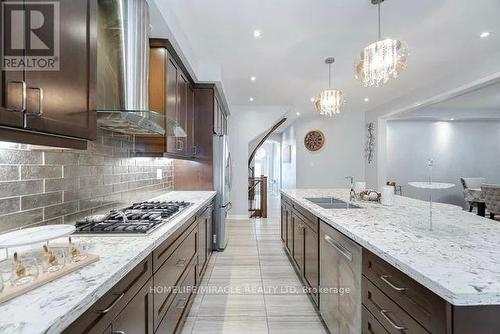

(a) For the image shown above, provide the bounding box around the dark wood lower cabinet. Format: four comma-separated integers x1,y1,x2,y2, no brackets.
112,278,154,334
65,200,214,334
280,195,500,334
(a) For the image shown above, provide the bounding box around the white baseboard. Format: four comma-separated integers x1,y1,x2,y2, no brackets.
227,214,249,220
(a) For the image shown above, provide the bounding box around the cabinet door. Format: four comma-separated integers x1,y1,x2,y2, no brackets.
198,212,207,277
112,278,153,334
292,213,304,273
186,84,195,156
0,13,25,131
286,205,293,254
303,223,319,302
281,204,286,243
176,72,188,155
206,206,213,261
166,57,178,154
24,0,96,140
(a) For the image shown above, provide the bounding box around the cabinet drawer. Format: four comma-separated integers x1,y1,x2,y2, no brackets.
153,216,197,272
153,227,197,328
363,306,389,334
281,195,292,206
155,262,197,334
362,250,447,333
363,277,429,334
63,255,153,334
292,203,318,232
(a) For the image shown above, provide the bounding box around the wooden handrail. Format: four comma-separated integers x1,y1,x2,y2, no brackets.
248,117,287,167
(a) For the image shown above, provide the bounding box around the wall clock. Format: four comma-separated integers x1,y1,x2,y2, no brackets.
304,130,325,151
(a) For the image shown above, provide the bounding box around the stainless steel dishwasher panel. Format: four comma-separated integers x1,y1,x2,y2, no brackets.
319,220,362,334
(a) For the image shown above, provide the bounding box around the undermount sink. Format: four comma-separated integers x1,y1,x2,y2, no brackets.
305,197,360,209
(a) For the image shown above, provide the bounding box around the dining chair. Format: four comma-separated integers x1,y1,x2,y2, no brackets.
461,177,486,212
481,184,500,220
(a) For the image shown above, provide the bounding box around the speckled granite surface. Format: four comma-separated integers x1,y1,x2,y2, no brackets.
0,191,216,334
282,189,500,306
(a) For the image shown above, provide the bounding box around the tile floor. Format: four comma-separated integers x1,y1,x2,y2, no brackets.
181,195,327,334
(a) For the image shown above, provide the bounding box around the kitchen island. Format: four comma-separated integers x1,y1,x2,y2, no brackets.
281,189,500,334
0,191,216,334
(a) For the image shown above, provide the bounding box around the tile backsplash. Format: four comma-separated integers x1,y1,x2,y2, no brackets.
0,130,174,233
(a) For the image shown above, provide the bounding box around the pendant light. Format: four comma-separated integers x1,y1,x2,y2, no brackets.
355,0,408,87
315,57,345,116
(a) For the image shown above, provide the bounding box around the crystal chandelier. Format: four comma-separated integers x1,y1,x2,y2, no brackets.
315,57,345,116
355,0,408,87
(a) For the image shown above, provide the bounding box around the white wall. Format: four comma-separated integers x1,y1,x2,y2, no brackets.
227,106,287,217
386,120,500,207
281,125,297,189
281,111,365,189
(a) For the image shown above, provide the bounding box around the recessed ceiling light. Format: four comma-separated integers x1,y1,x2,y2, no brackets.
250,76,256,82
253,30,261,38
296,112,301,116
249,97,254,102
364,97,370,102
480,31,491,38
450,118,454,121
310,97,315,102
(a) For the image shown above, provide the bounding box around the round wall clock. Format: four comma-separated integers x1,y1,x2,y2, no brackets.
304,130,325,151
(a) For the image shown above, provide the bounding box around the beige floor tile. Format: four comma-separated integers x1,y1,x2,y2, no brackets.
209,265,261,279
197,294,266,317
264,295,319,317
191,316,268,334
267,316,327,334
262,277,306,294
206,277,264,294
180,316,196,334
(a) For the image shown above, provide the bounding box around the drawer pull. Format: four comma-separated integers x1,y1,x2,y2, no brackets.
324,235,353,262
175,259,186,267
380,310,407,330
112,331,125,334
176,297,188,309
98,292,125,314
380,275,407,291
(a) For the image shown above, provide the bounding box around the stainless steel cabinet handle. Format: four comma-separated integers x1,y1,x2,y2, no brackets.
324,235,353,262
380,275,407,291
27,87,44,116
192,145,197,155
7,80,26,112
98,292,125,314
112,331,125,334
175,259,186,267
380,310,407,330
175,297,188,309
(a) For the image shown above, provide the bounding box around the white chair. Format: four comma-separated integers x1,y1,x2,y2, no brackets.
461,177,485,212
482,184,500,220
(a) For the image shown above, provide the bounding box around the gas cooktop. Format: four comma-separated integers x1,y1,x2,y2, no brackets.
74,201,191,235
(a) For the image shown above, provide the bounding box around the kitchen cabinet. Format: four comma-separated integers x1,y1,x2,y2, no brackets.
112,278,154,334
65,200,214,334
142,39,196,159
198,204,213,278
292,212,304,272
213,95,227,136
0,0,96,149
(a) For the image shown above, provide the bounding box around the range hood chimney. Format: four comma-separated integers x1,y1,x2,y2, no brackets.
96,0,184,137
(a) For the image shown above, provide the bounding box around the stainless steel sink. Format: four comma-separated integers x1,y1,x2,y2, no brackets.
305,197,360,209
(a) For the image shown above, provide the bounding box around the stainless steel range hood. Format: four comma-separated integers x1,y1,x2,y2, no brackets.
96,0,185,137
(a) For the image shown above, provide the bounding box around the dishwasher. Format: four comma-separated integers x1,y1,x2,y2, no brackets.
320,220,362,334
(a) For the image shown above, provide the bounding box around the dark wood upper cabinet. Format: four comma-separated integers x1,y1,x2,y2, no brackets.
24,0,96,140
0,0,96,149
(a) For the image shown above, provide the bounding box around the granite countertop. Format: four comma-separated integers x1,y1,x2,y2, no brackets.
282,188,500,306
0,191,216,334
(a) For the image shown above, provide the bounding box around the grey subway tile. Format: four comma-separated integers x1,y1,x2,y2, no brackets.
44,201,78,220
21,192,63,210
0,149,43,165
0,208,43,232
0,165,19,181
0,197,20,215
44,151,79,165
0,180,43,197
21,165,62,180
45,178,78,192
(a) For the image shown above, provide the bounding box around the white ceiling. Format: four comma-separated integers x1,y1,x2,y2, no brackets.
153,0,500,117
